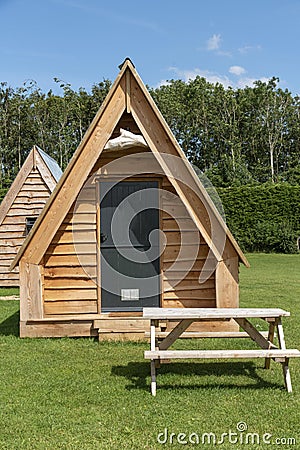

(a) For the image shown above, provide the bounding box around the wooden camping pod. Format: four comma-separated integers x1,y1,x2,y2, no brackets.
11,60,249,338
0,146,62,287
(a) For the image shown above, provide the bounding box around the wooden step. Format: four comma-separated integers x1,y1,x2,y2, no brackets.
144,349,300,361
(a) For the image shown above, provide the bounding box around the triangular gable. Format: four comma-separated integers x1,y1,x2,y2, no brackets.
35,146,62,183
11,59,249,269
0,145,61,226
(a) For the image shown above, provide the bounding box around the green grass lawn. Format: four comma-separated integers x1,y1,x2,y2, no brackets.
0,254,299,449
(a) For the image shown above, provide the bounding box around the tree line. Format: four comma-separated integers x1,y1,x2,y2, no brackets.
0,75,300,189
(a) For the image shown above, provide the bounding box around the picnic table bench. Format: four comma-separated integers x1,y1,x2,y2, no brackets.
143,307,300,395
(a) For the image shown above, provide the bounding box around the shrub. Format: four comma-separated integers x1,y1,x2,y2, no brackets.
217,183,300,253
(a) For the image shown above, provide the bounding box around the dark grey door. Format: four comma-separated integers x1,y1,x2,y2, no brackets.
100,181,160,312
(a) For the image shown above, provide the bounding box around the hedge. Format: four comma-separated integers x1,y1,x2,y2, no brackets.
217,183,300,253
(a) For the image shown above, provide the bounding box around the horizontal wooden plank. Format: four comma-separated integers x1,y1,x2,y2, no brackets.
163,289,215,300
19,187,49,195
97,155,161,176
164,278,215,292
75,187,96,202
14,198,48,207
162,299,215,308
10,201,46,209
20,321,97,338
165,231,201,246
44,266,96,278
44,288,97,301
143,308,291,320
44,278,97,289
59,223,97,232
44,254,97,267
6,211,43,219
162,206,190,219
0,256,15,265
163,245,209,262
0,246,19,255
2,217,28,226
0,231,24,240
44,301,98,315
0,278,19,287
64,213,96,224
0,224,24,232
46,242,96,256
163,270,214,281
0,238,25,247
95,318,149,332
15,192,49,201
52,230,96,245
144,349,300,360
20,177,46,185
69,205,97,215
0,272,19,280
162,217,195,232
163,258,215,272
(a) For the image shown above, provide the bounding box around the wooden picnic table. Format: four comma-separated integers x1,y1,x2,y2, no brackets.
143,307,300,395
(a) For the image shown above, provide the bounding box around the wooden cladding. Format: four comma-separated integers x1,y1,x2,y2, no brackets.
44,194,98,316
161,178,216,309
0,168,51,287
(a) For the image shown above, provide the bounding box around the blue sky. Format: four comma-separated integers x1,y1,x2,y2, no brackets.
1,0,300,95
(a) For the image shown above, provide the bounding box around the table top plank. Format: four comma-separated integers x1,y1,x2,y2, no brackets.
143,307,290,320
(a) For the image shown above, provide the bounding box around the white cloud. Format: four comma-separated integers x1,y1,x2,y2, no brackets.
168,67,232,88
161,66,271,91
154,79,171,88
207,34,221,51
229,65,246,76
237,76,270,88
238,44,262,54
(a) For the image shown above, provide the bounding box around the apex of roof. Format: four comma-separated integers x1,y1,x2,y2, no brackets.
118,57,135,70
0,145,62,226
34,145,62,182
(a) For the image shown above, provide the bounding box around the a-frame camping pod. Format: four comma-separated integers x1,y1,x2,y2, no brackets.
0,146,62,288
11,59,249,338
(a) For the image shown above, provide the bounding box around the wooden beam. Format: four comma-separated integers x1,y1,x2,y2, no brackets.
19,261,43,321
126,69,131,113
234,317,277,349
216,257,239,309
159,319,193,350
276,317,293,392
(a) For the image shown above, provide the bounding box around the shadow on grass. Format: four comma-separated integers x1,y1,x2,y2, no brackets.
0,310,19,337
112,360,283,392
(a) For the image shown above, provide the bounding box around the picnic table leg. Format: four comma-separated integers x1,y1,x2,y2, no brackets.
150,320,157,395
281,358,292,393
264,320,276,369
276,318,293,393
150,360,157,396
